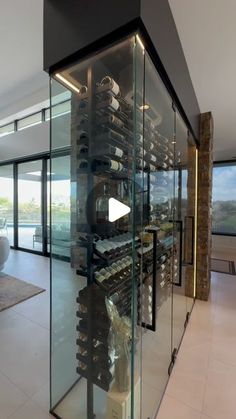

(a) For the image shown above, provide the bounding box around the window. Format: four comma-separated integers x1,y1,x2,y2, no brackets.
17,112,42,131
45,100,71,121
212,163,236,235
0,122,15,137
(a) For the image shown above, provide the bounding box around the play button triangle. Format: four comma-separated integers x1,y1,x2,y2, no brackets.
108,198,131,222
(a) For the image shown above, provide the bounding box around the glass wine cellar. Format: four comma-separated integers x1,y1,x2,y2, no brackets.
50,35,198,419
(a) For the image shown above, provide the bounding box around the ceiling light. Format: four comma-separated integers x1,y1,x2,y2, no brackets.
55,74,80,94
172,141,176,144
140,104,150,110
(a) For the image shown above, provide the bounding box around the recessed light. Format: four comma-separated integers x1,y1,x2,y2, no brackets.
136,34,145,51
55,73,80,94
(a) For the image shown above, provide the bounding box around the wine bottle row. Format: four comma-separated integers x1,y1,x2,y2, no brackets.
73,69,182,394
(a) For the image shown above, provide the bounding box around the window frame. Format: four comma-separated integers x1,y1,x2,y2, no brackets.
212,159,236,236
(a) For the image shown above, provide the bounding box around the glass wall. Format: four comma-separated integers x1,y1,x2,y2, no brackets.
212,163,236,235
0,157,50,255
0,165,14,245
172,112,196,352
18,160,43,251
50,34,198,419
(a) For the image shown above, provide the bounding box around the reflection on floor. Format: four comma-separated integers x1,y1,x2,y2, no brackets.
157,250,236,419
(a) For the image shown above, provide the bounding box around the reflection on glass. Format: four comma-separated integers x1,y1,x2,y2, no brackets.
0,165,14,245
18,160,42,251
50,34,198,419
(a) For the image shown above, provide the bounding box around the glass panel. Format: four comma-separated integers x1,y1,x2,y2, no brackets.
0,122,15,137
212,164,236,234
141,51,174,418
17,112,42,131
50,37,143,419
18,160,42,251
47,160,50,254
51,154,71,259
0,165,14,245
172,112,196,350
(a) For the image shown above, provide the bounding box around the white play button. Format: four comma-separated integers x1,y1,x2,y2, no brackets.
108,198,131,222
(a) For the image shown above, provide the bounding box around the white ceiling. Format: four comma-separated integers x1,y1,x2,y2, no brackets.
0,0,48,119
0,0,235,161
169,0,236,160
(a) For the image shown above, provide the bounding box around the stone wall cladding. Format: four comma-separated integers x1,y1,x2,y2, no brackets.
196,112,214,301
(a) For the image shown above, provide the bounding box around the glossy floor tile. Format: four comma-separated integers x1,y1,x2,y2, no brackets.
1,249,236,419
157,252,236,419
0,250,52,418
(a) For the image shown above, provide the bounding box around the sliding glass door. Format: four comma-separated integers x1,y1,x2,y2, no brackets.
18,160,43,251
0,164,14,246
0,156,50,256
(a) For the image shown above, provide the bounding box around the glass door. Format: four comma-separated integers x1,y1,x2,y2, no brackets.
50,36,143,419
18,160,43,251
172,111,196,350
0,164,14,246
140,51,175,419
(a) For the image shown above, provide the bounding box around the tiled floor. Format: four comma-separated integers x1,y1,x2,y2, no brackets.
157,251,236,419
0,250,51,419
1,249,236,418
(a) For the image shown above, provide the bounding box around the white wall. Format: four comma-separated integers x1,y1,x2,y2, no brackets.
0,122,49,162
212,234,236,255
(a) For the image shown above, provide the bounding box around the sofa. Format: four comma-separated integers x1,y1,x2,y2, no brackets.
0,236,10,271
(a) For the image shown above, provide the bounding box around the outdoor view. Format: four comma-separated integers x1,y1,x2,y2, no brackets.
0,158,70,252
212,164,236,234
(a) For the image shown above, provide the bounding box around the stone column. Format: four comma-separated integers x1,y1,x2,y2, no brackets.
196,112,214,301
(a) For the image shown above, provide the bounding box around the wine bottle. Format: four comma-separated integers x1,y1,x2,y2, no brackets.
136,158,147,169
78,144,88,155
97,143,124,158
78,130,89,142
93,158,125,174
147,141,155,151
96,184,109,223
100,114,124,129
149,163,156,172
100,76,120,96
101,127,125,143
149,153,157,164
98,93,120,112
136,133,143,145
78,159,88,169
79,85,88,95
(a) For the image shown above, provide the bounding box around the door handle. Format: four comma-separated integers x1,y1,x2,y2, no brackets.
174,220,183,287
184,216,194,265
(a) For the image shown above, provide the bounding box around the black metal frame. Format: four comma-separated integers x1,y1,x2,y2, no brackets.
184,215,194,266
48,23,199,148
0,153,50,257
173,220,183,287
143,228,157,332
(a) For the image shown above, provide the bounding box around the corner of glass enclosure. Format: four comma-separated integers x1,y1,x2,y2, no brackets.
49,32,198,419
